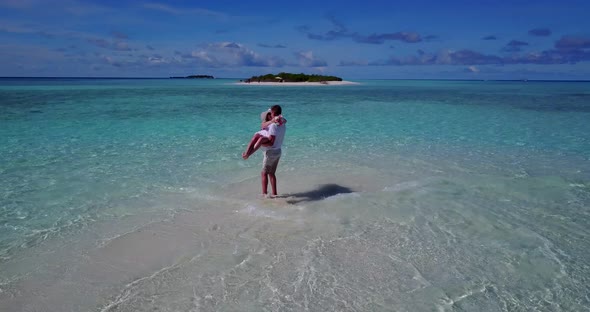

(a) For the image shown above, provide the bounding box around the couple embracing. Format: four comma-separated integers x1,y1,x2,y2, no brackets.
242,105,286,198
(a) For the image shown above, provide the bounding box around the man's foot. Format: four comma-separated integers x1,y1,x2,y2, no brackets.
242,152,249,160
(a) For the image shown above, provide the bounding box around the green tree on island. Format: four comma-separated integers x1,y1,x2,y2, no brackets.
245,72,343,83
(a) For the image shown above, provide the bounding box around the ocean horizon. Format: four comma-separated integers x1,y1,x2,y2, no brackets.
1,78,589,311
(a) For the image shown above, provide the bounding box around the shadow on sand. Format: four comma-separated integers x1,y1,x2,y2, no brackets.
281,184,354,204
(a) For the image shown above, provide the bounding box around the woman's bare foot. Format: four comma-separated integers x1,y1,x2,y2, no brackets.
242,152,249,160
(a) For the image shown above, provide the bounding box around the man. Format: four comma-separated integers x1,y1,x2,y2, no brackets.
260,105,286,197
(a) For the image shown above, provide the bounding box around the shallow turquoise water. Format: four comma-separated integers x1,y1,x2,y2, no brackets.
0,78,589,311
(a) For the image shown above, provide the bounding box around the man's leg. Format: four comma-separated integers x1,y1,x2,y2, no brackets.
268,156,280,196
261,150,280,197
269,173,277,196
261,150,269,195
261,171,268,195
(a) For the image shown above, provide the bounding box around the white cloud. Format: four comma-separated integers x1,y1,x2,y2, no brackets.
188,42,286,67
295,51,327,67
142,2,227,19
148,56,165,64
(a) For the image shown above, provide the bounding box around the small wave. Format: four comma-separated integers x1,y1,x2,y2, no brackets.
382,177,444,195
98,254,201,312
185,191,246,207
238,204,287,220
95,218,170,249
160,186,199,193
383,180,424,192
0,213,96,261
437,284,488,311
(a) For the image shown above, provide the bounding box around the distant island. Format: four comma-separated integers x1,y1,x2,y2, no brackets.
242,72,343,83
169,75,214,79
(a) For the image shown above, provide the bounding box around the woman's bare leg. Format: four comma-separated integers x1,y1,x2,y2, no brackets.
244,136,270,159
242,134,262,159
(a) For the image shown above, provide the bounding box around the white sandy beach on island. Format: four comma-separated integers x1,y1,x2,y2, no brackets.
234,80,360,86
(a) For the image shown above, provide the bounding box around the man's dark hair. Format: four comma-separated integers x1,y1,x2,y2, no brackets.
270,105,282,115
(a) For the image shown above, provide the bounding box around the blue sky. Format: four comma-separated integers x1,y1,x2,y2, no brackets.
1,0,590,79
